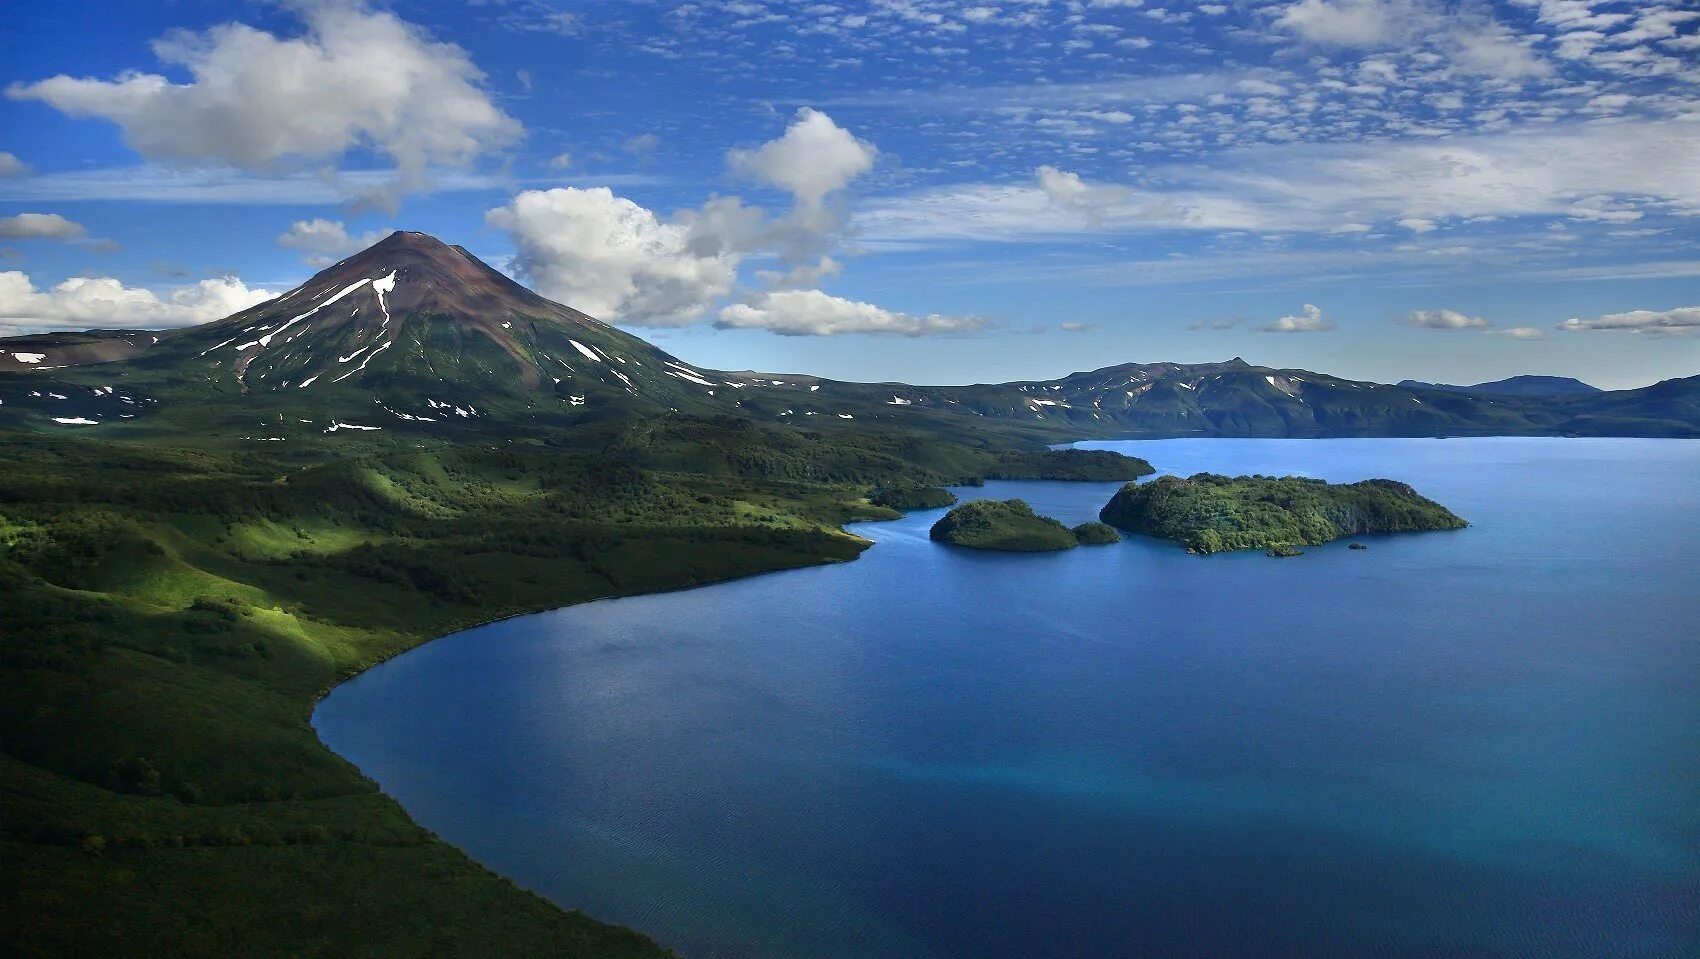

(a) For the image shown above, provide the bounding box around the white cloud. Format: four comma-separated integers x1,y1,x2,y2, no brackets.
5,5,521,207
729,107,877,209
1274,0,1402,46
0,213,87,240
1404,308,1488,329
624,133,660,154
1059,321,1095,332
0,165,644,205
0,271,274,334
715,289,983,336
276,219,387,266
1261,303,1334,332
0,152,28,178
488,109,887,328
1037,164,1134,214
486,187,741,326
1491,326,1544,339
1558,304,1700,336
1274,0,1551,78
860,119,1700,242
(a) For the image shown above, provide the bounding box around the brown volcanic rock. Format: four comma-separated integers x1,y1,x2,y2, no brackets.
126,231,721,414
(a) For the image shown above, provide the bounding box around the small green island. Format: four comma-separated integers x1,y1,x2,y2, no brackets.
1071,521,1121,545
1099,473,1467,554
869,485,958,510
929,502,1127,551
930,499,1083,551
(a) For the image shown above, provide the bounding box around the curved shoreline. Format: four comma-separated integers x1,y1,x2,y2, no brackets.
300,435,1603,949
302,438,1700,959
304,531,882,945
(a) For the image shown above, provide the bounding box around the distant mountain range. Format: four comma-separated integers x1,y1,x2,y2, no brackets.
2,231,1696,439
1396,375,1602,398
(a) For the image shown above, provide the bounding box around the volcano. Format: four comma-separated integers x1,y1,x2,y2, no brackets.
78,231,730,432
1,230,1695,440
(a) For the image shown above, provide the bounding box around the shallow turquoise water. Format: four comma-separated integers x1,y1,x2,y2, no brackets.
315,438,1700,958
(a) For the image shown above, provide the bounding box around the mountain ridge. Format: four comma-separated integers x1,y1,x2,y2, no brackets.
1,231,1694,440
1396,375,1602,397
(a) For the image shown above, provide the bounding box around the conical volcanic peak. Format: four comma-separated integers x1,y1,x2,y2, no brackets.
278,231,600,332
105,230,736,431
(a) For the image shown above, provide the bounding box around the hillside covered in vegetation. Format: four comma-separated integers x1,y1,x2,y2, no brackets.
929,499,1082,552
869,485,957,510
0,421,1151,957
1099,473,1468,554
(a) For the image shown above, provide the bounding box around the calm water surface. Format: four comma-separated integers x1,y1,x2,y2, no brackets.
315,438,1700,958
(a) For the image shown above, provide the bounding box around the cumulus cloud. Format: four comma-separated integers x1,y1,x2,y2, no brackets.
0,271,274,334
730,109,876,206
714,289,983,337
486,187,742,326
1404,308,1489,329
276,219,387,266
754,255,843,290
1490,326,1543,339
0,213,87,240
489,108,898,328
1059,321,1094,332
1558,305,1699,336
1261,303,1334,332
0,152,28,178
5,4,521,208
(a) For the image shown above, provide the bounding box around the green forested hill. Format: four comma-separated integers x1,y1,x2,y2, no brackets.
1099,473,1468,554
929,499,1080,551
0,434,890,957
0,423,1149,957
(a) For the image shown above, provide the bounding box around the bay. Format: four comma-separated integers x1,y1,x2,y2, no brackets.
314,438,1700,958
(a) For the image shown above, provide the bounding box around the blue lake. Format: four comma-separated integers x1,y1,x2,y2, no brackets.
314,438,1700,958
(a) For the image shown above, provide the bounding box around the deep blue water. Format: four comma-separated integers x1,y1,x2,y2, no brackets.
314,438,1700,958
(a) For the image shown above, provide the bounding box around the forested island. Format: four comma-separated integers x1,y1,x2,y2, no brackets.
930,499,1083,551
1071,522,1121,545
1099,473,1467,554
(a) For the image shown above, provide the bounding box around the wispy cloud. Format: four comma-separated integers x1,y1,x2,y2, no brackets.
0,166,659,205
857,118,1700,243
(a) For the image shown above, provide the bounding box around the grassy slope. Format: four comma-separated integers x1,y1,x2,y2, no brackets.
1,424,1152,957
1099,473,1468,554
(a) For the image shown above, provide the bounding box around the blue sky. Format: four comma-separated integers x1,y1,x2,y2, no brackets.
1,0,1697,389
